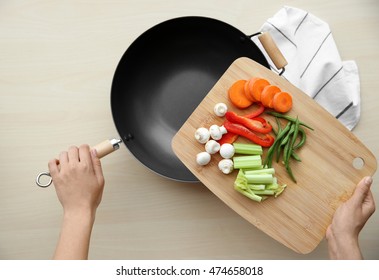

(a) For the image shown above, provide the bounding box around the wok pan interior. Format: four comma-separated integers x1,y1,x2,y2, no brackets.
111,16,269,182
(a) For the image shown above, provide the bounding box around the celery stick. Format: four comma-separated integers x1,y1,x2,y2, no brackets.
245,185,256,195
266,183,279,190
233,155,262,169
253,190,275,195
234,170,248,190
233,166,286,202
235,187,263,202
245,174,274,185
247,184,266,191
233,143,263,155
244,168,275,175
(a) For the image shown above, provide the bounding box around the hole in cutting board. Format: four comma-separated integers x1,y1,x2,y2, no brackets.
352,157,365,170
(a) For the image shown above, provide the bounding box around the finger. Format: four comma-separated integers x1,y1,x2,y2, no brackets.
362,189,376,217
59,151,69,166
91,149,104,185
78,144,92,167
48,158,60,176
68,146,79,163
351,176,373,205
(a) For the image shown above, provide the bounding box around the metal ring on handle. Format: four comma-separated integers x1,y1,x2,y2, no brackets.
36,172,53,188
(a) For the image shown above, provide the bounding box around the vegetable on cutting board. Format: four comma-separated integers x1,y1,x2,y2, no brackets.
246,77,270,102
196,152,211,166
234,169,287,202
228,76,293,113
225,111,272,134
231,143,286,202
233,142,263,155
264,112,314,183
224,121,275,147
205,139,220,154
209,124,227,140
194,127,210,144
272,91,293,113
228,79,253,109
233,155,262,169
261,85,281,108
232,153,286,202
214,102,228,117
218,131,239,145
219,143,235,159
218,159,234,174
217,103,266,145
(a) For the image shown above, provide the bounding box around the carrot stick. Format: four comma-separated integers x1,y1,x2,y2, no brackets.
247,78,270,102
272,91,293,113
228,80,253,109
261,85,281,108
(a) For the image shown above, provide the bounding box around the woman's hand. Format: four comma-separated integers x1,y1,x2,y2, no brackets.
326,176,375,259
49,144,105,259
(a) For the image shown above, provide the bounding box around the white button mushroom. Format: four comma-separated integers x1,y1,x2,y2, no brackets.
218,159,234,174
194,127,210,144
196,152,211,166
209,125,227,140
205,140,221,154
214,103,228,117
219,143,235,159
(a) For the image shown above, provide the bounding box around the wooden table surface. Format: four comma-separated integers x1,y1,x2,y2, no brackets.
1,0,378,260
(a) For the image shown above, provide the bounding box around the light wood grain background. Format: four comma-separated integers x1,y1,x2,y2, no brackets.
0,0,378,259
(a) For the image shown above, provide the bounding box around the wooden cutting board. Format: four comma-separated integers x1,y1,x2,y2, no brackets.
171,57,377,254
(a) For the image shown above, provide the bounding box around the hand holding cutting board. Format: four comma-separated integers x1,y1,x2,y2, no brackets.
172,57,377,254
326,176,375,259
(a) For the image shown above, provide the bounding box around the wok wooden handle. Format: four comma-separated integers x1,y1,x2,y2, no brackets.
258,32,288,70
92,139,122,158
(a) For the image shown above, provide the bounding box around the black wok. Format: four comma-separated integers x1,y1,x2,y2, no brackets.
111,16,269,182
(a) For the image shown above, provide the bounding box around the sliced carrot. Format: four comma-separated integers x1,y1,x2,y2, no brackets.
244,78,257,102
272,91,293,113
228,79,253,109
261,85,281,108
244,77,258,101
248,78,270,102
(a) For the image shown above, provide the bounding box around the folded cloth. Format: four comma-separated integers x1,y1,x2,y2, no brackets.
252,6,360,130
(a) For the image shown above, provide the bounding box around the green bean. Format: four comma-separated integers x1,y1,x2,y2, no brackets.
285,117,300,182
280,123,295,147
267,111,314,130
275,117,282,133
286,164,297,183
283,135,292,166
289,117,300,153
264,122,291,167
291,151,301,162
264,114,309,183
293,127,306,149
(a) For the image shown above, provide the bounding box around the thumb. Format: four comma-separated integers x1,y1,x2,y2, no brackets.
351,176,373,205
91,149,104,184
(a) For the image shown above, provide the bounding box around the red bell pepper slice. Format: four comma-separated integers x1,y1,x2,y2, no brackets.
218,131,239,145
224,121,274,147
244,103,265,119
225,111,272,134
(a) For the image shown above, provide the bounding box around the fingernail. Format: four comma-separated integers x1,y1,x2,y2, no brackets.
364,176,373,186
91,149,97,157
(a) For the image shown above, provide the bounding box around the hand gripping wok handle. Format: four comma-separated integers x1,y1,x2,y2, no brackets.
258,32,288,73
35,139,122,188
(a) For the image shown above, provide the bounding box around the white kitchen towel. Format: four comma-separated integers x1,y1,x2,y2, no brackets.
252,6,360,130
